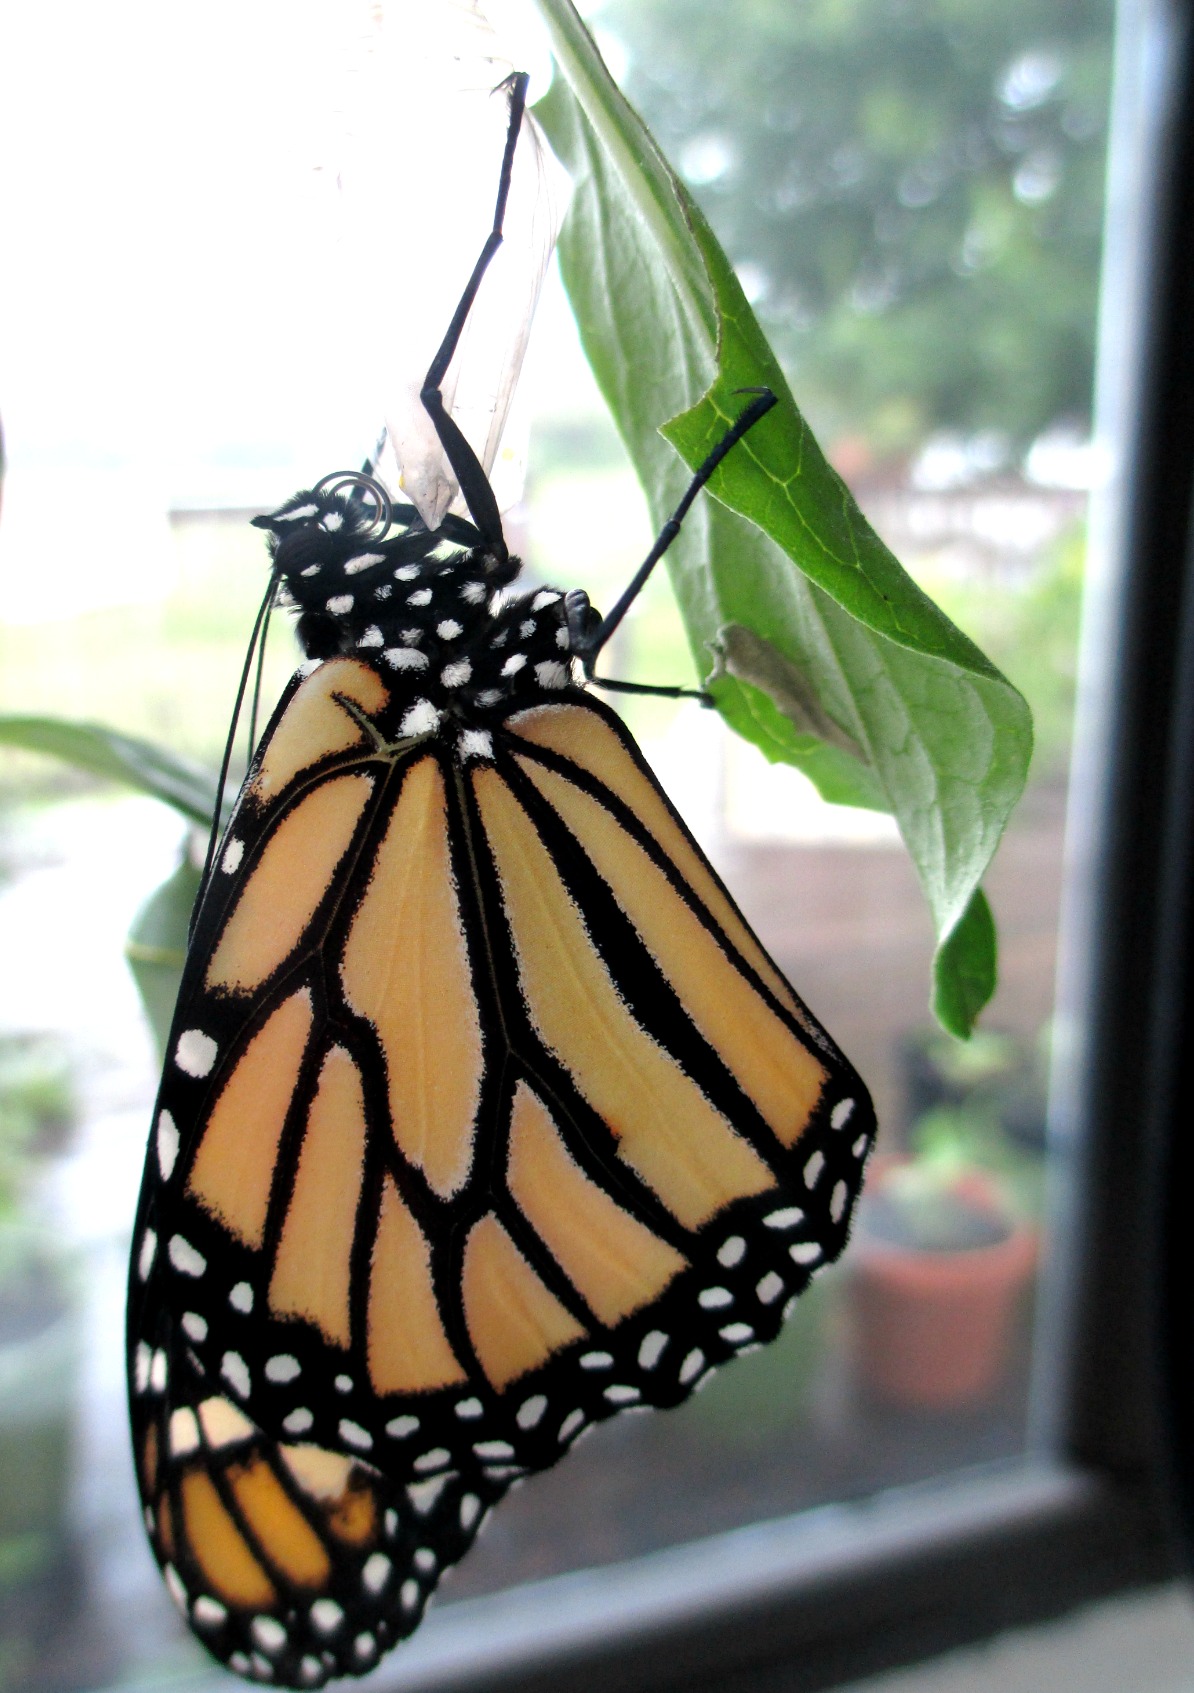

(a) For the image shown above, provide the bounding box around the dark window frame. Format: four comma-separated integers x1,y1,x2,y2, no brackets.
186,1,1194,1687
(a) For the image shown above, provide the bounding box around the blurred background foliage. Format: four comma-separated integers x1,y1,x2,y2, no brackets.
594,0,1112,461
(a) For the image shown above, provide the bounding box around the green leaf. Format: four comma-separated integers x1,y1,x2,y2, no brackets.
932,888,998,1040
126,856,202,1059
532,3,1033,1034
0,715,223,828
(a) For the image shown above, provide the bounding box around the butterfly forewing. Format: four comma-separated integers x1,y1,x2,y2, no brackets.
130,655,873,1678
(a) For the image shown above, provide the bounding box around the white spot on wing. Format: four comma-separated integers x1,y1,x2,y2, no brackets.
156,1111,179,1179
698,1286,733,1309
181,1311,208,1343
436,619,463,639
265,1354,300,1384
679,1348,705,1384
400,1579,420,1611
638,1331,668,1370
580,1350,613,1370
473,1440,514,1460
501,653,526,676
169,1407,201,1455
455,1397,483,1420
168,1235,206,1277
535,660,568,689
441,660,472,687
407,587,433,606
604,1384,640,1404
765,1206,804,1229
720,1323,755,1345
193,1596,227,1627
756,1271,785,1304
790,1241,823,1266
138,1229,157,1281
221,839,244,874
344,553,386,575
413,1447,450,1472
804,1151,825,1188
517,1394,547,1429
717,1235,746,1266
831,1180,849,1222
149,1349,168,1391
134,1342,151,1394
310,1598,343,1635
362,1553,391,1594
175,1029,217,1078
357,626,384,649
339,1419,372,1450
164,1564,188,1611
282,1407,313,1435
386,1414,419,1439
325,595,354,616
831,1098,855,1130
334,1374,353,1393
220,1351,250,1397
252,1616,287,1653
407,1476,448,1514
558,1409,585,1442
532,590,561,611
414,1547,436,1574
460,1494,482,1530
230,1281,253,1313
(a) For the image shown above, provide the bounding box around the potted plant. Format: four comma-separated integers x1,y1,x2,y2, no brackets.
847,1117,1038,1411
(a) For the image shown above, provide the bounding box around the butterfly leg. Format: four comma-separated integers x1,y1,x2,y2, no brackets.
572,388,778,700
418,71,531,562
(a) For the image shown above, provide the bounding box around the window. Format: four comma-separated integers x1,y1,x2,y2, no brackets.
0,0,1186,1688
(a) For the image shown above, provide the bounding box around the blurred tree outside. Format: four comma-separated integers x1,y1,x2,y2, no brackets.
596,0,1113,462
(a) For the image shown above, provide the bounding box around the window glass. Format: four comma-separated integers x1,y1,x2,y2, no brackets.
0,0,1114,1683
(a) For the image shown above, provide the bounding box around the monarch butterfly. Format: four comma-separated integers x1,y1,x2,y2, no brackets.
127,72,875,1687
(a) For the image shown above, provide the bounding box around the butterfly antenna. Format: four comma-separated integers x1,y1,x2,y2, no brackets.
192,572,279,937
418,71,530,559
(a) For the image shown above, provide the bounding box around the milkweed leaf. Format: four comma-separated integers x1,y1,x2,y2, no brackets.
532,2,1032,1034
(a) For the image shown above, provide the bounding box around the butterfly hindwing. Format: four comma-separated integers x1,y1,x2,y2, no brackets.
129,1310,509,1685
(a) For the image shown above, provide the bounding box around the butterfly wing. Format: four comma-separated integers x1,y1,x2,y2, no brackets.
129,1323,507,1685
128,657,873,1681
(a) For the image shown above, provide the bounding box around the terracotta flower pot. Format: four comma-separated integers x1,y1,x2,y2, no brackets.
849,1167,1037,1410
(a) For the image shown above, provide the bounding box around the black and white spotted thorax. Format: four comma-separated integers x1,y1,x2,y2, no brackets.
255,483,599,731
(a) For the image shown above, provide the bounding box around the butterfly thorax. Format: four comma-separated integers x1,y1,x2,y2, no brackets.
255,484,590,729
